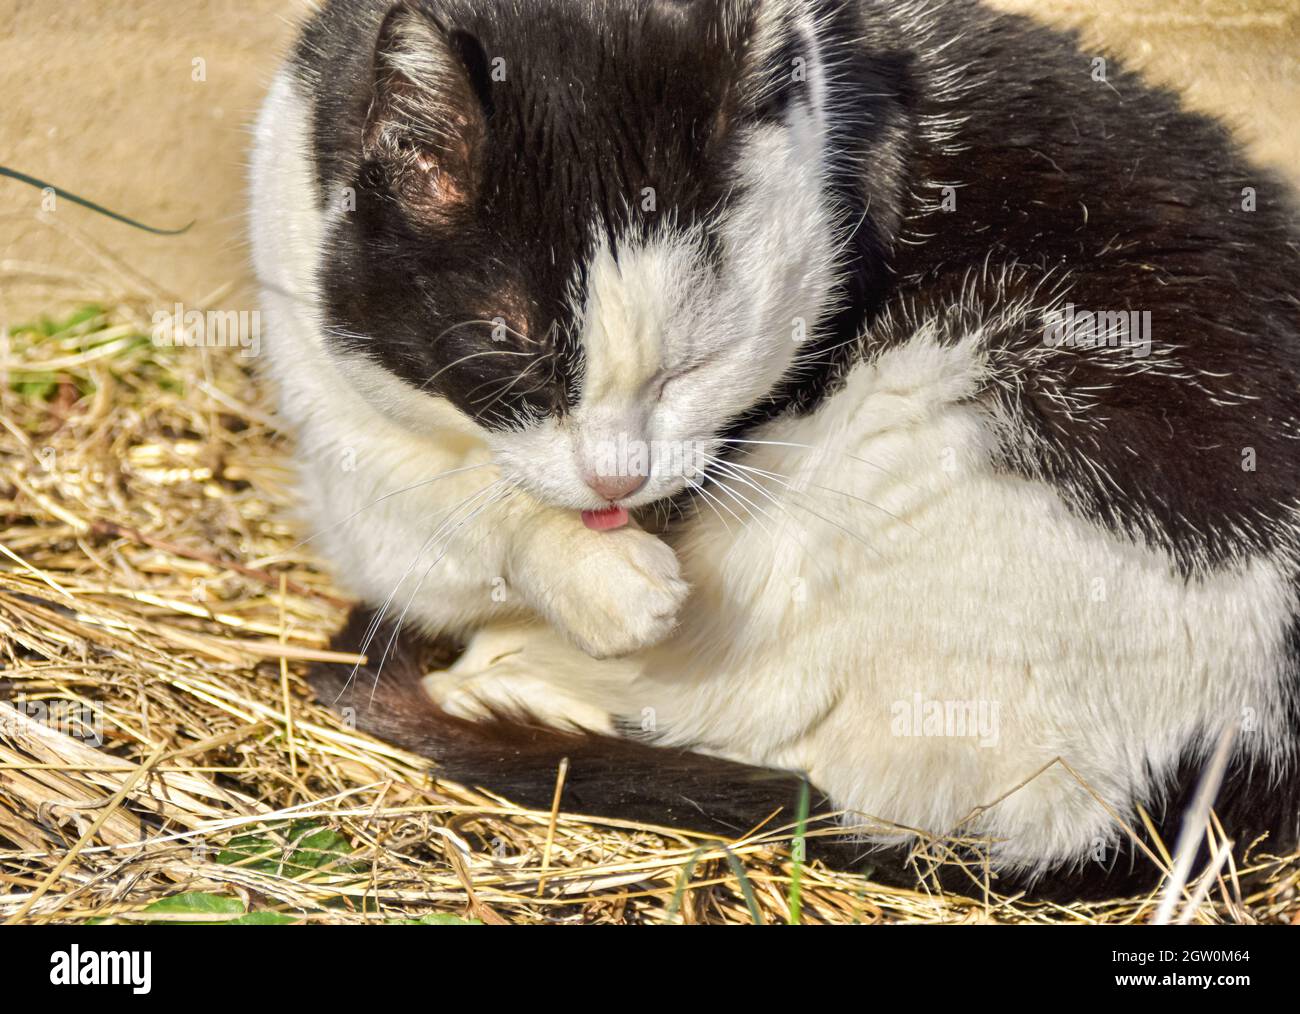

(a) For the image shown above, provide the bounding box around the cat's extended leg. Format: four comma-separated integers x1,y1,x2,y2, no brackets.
421,621,638,733
309,607,834,845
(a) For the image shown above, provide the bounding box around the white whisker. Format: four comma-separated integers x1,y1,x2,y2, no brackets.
369,483,517,700
342,478,508,699
418,348,536,393
685,477,740,534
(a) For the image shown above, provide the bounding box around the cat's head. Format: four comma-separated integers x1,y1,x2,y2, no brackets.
314,0,863,515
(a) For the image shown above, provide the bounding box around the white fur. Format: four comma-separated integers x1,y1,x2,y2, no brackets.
496,99,840,511
251,70,694,657
252,11,1295,876
430,328,1295,873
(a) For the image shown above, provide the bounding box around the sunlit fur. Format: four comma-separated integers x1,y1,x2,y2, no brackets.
254,0,1300,891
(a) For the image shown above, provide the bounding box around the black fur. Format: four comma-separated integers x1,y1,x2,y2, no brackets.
290,0,1300,896
297,0,812,429
297,0,1300,563
870,4,1300,576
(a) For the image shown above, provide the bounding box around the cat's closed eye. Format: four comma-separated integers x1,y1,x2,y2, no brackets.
653,362,707,399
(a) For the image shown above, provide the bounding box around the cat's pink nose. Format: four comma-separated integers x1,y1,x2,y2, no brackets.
585,473,647,502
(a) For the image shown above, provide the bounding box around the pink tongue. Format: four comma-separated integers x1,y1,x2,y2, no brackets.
581,505,630,531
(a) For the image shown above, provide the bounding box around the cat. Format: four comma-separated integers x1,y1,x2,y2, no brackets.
250,0,1300,896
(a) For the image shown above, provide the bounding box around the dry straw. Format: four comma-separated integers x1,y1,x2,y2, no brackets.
1,223,1297,924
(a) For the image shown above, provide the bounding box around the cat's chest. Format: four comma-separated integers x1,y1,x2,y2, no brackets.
659,335,1293,785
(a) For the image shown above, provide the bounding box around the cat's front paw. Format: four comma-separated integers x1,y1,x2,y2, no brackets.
527,527,689,659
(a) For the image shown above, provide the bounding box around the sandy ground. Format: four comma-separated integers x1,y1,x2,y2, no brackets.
0,0,1296,319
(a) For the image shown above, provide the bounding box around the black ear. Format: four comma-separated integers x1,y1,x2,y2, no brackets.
364,2,491,219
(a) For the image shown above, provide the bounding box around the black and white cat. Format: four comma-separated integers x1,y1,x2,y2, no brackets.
250,0,1300,895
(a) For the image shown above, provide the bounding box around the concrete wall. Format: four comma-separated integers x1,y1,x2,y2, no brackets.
1,0,1296,323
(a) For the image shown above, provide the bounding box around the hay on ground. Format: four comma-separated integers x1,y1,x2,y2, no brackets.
1,231,1297,925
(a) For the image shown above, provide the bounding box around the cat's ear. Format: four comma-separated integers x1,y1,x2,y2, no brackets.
363,2,492,219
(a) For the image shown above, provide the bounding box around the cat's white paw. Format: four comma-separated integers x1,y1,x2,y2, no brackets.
423,667,614,733
533,528,689,659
